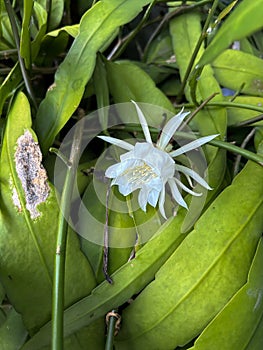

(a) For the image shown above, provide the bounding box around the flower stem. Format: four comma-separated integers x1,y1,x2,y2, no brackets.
51,118,85,350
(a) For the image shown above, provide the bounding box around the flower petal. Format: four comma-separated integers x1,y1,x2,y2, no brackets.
175,164,212,190
174,177,202,196
168,178,188,209
169,134,219,157
148,188,160,208
157,109,190,150
138,186,151,212
131,101,153,144
98,135,134,151
158,187,167,219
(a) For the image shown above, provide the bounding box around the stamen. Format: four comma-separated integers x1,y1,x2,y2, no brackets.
121,163,158,185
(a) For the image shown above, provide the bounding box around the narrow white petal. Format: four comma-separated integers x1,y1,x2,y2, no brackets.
175,164,212,190
158,187,167,219
168,179,188,209
131,101,153,144
169,134,219,157
174,177,202,196
98,135,134,151
157,109,190,150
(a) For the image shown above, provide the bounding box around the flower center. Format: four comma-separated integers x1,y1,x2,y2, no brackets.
121,162,158,186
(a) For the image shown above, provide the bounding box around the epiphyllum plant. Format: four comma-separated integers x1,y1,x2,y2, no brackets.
99,102,218,218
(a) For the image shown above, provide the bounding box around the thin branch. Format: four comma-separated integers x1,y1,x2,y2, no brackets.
233,128,256,176
177,0,220,102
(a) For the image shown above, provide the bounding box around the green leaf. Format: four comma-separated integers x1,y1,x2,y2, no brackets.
21,210,188,349
34,0,152,154
0,11,15,50
31,2,48,59
20,0,34,69
197,0,263,67
46,24,79,39
0,63,22,116
225,95,263,127
79,175,161,283
93,54,110,131
188,237,263,350
213,49,263,97
0,308,28,349
106,60,175,111
0,92,96,334
46,0,64,31
114,157,263,349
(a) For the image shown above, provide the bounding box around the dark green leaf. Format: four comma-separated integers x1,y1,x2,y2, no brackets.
0,308,28,349
34,0,152,154
197,0,263,67
106,60,175,111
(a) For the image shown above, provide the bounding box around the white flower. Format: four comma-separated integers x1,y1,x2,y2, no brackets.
99,102,218,219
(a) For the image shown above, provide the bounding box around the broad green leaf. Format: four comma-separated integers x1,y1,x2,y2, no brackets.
197,0,263,67
106,60,175,112
213,50,263,97
0,63,22,116
20,0,33,69
0,308,28,349
225,95,263,127
46,0,64,30
34,0,152,154
115,157,263,349
188,237,263,350
31,2,48,60
0,92,96,334
22,210,188,349
46,24,79,39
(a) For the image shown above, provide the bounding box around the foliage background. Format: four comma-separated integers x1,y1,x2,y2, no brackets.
0,0,263,349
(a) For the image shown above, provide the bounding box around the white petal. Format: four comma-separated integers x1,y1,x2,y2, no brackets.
174,177,202,196
168,179,188,209
157,109,190,150
131,101,153,144
148,188,160,208
98,135,134,151
138,187,151,212
175,164,212,190
158,187,167,219
169,134,219,157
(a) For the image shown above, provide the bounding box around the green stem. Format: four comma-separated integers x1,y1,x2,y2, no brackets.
179,101,263,114
105,310,120,350
51,118,85,350
109,1,156,61
177,0,219,102
4,0,37,111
